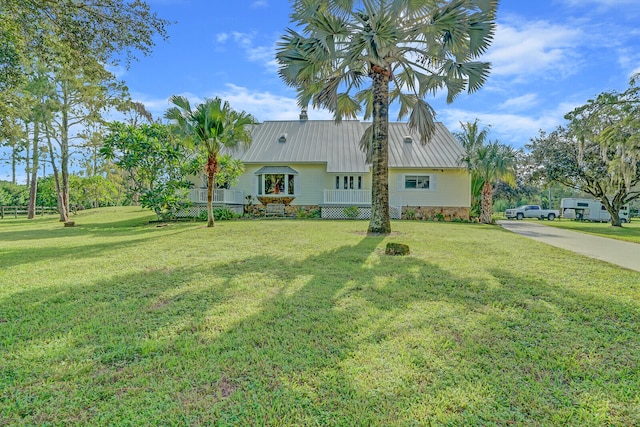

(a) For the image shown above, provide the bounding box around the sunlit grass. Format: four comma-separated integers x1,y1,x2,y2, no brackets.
541,218,640,244
1,208,639,426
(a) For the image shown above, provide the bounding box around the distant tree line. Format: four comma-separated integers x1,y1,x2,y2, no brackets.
0,0,170,221
457,74,640,227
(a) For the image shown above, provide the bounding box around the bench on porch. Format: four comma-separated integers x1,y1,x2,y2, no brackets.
265,203,285,217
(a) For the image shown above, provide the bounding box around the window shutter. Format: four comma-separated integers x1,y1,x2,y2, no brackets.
397,174,405,191
430,174,438,191
295,173,301,196
253,175,258,196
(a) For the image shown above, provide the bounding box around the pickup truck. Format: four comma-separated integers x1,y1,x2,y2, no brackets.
505,205,559,221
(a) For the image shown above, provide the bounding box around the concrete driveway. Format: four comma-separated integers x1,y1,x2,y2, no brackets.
498,220,640,273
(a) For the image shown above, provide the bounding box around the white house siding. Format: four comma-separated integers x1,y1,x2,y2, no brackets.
389,168,470,208
234,163,328,206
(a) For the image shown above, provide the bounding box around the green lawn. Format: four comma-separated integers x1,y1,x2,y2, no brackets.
540,218,640,244
1,208,639,426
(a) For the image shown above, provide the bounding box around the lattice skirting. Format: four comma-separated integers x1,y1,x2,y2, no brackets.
175,204,243,218
321,206,402,220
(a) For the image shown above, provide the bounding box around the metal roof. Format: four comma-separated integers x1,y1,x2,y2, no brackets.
254,166,299,175
387,122,465,169
231,120,464,172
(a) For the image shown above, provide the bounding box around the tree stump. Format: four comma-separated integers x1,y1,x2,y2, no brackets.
64,221,75,227
385,242,410,256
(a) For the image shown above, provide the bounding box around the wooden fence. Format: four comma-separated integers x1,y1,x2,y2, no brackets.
0,206,58,219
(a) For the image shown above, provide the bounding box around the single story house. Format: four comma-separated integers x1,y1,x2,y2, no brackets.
187,114,471,220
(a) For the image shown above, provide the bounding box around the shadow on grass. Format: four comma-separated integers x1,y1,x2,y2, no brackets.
1,235,639,425
0,215,159,242
0,223,198,269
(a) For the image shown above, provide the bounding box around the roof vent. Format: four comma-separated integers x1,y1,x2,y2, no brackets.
279,133,287,143
404,136,413,143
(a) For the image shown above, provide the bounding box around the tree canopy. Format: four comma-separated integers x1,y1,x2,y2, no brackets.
277,0,498,233
1,0,170,84
528,75,640,226
165,96,255,227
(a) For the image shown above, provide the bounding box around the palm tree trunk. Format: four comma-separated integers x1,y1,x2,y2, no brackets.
368,65,391,234
480,181,493,224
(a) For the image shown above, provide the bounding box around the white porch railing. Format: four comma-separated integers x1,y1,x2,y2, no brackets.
323,189,371,205
189,189,245,204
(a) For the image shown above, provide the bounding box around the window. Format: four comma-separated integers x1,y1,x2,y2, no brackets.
404,175,430,189
255,166,298,196
335,175,363,190
258,174,295,195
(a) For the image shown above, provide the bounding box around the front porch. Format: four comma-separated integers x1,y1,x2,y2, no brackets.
322,189,402,219
323,189,371,205
189,189,245,205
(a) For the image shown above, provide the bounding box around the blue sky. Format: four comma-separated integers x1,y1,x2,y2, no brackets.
2,0,640,182
129,0,639,147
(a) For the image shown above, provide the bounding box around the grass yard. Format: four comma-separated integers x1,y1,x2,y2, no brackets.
1,207,639,426
540,218,640,244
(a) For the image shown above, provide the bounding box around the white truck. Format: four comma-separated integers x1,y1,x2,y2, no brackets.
560,198,630,223
505,205,560,221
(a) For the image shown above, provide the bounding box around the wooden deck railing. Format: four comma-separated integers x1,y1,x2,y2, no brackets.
189,189,245,204
323,189,371,205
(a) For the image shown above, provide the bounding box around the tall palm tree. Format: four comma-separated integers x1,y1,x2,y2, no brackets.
456,119,490,217
277,0,498,234
165,96,255,227
472,141,516,224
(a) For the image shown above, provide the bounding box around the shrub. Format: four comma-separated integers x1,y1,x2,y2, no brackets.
343,206,359,219
198,207,236,221
435,213,445,222
405,208,416,220
141,183,191,221
0,181,28,206
213,207,236,221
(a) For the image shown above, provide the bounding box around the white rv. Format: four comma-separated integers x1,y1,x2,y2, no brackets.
560,198,630,223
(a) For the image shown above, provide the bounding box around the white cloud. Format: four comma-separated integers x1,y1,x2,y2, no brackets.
562,0,638,6
500,93,539,112
439,101,580,148
215,31,278,72
251,0,268,8
130,92,205,121
486,21,583,80
215,84,332,121
618,48,640,77
133,85,333,123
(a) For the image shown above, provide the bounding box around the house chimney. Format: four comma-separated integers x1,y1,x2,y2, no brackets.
299,107,308,121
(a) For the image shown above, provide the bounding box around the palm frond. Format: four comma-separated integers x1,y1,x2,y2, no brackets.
356,88,374,120
359,123,374,163
335,93,361,120
408,99,437,144
396,92,417,121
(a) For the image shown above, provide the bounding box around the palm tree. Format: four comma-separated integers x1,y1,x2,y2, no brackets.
165,96,255,227
472,141,516,224
277,0,498,234
455,119,490,217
